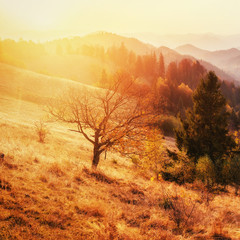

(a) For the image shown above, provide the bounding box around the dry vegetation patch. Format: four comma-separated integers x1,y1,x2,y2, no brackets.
0,117,239,239
0,178,12,191
83,167,117,185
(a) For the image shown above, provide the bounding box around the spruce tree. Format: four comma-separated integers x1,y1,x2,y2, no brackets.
176,71,235,164
159,53,165,78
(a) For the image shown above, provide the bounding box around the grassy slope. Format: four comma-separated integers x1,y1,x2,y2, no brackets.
0,62,101,105
0,117,240,240
0,64,239,239
24,54,113,86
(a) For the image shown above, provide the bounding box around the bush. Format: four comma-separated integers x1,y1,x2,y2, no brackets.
34,120,49,143
158,116,181,137
160,187,197,231
196,155,216,190
222,154,240,195
162,150,195,184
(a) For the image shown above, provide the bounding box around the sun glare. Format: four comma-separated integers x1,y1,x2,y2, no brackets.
26,13,56,30
0,0,65,31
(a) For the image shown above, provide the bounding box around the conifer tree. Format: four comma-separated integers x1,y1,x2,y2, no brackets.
176,71,235,164
159,53,165,78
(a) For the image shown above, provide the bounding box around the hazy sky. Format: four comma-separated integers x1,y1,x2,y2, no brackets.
1,0,240,39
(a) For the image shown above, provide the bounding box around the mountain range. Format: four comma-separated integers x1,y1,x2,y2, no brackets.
0,31,238,85
126,32,240,51
78,32,237,83
175,44,240,81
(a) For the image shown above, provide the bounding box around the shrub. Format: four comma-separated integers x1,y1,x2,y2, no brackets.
162,150,195,184
141,130,166,179
48,163,65,177
222,154,240,195
196,155,216,190
128,128,166,180
160,187,197,231
34,120,49,143
158,116,181,137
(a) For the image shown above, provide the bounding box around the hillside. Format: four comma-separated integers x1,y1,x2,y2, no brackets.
44,32,155,57
0,98,239,240
176,44,240,81
0,62,96,104
0,53,240,240
131,32,240,51
199,60,236,83
81,32,155,55
175,44,210,59
72,32,237,83
23,54,113,86
156,46,193,65
0,32,236,86
0,62,104,127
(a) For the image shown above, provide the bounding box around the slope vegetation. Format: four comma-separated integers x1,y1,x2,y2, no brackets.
0,32,236,85
0,115,239,240
0,63,239,240
0,62,93,104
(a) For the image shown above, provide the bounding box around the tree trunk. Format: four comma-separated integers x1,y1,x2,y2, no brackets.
92,144,101,169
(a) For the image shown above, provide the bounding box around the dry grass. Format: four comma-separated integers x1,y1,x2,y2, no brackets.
0,75,239,240
0,62,104,106
0,118,239,240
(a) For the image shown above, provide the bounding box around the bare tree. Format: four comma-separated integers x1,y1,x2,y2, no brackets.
48,73,153,168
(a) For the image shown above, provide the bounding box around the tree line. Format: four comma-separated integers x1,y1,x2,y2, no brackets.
1,37,239,128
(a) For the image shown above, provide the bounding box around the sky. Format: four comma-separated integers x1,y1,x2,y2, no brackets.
1,0,240,40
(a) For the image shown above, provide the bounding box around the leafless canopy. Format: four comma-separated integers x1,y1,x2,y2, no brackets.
48,74,154,168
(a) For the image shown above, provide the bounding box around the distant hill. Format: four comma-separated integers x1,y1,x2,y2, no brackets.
156,46,193,65
199,60,236,83
175,44,210,58
46,31,155,56
128,32,240,51
0,31,237,85
155,45,235,83
0,62,92,104
24,54,113,86
176,44,240,81
176,44,240,62
80,31,155,55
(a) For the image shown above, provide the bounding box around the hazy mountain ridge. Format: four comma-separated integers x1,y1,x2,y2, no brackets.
0,31,237,84
128,32,240,50
70,32,236,83
50,31,155,56
176,44,240,81
176,44,240,61
81,32,155,55
156,46,194,65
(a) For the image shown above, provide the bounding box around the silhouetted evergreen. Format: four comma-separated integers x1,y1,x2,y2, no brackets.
158,53,165,78
176,71,236,164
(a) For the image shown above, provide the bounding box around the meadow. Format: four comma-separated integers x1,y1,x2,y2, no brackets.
0,63,239,239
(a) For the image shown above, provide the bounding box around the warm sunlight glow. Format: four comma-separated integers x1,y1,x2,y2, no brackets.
1,0,240,41
26,14,56,30
0,1,240,239
0,0,66,31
